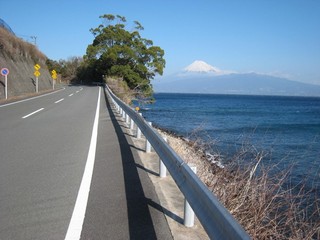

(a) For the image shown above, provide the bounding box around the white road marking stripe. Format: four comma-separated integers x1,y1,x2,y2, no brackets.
76,91,79,93
64,87,101,240
69,93,74,97
0,88,65,108
55,98,64,104
22,108,44,119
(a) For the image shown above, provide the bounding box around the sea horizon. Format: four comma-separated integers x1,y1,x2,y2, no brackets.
140,92,320,199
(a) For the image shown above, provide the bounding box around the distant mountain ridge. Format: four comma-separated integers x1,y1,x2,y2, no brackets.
153,61,320,97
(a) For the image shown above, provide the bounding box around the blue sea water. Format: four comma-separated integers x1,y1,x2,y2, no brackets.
140,93,320,195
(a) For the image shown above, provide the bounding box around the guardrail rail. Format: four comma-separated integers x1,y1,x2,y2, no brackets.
105,85,250,240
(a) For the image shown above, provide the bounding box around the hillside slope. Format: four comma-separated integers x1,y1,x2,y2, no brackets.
0,28,53,100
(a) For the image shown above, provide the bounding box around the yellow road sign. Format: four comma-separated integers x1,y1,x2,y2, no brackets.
34,70,41,77
51,70,57,79
34,64,41,70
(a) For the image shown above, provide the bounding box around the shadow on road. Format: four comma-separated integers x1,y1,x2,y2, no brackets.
103,89,159,239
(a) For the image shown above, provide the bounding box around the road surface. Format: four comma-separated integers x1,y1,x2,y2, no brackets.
0,86,172,239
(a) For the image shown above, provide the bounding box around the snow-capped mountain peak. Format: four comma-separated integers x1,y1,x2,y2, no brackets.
184,60,221,73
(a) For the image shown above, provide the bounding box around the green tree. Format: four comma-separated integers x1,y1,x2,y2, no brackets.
59,57,83,82
46,57,83,83
84,14,165,97
46,59,62,73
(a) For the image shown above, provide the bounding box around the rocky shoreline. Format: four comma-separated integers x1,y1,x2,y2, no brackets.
154,126,320,239
155,127,227,196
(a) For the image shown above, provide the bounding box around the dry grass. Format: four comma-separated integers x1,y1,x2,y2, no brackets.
106,77,135,104
158,128,320,240
0,28,46,62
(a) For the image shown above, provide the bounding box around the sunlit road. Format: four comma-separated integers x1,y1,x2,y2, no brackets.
0,86,172,239
0,86,98,239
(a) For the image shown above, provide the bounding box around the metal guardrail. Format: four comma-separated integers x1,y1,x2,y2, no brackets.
105,85,250,240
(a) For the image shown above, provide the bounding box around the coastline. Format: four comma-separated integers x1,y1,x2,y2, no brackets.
108,81,319,239
155,127,223,182
153,126,320,239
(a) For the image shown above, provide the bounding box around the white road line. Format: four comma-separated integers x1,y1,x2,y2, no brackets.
69,93,74,97
22,108,44,119
55,98,64,104
0,88,65,108
76,91,79,93
64,87,101,240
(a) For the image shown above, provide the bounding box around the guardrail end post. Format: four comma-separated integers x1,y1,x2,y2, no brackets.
184,165,197,227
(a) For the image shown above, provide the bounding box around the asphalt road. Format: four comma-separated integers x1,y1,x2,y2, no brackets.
0,86,172,239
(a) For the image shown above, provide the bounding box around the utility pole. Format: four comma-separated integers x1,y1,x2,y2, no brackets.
31,36,37,46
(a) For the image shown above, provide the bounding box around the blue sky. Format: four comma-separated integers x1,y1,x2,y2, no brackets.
1,0,320,84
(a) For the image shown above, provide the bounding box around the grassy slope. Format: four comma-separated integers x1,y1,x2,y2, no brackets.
0,28,52,99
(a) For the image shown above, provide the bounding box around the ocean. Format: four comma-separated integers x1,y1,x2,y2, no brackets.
140,93,320,196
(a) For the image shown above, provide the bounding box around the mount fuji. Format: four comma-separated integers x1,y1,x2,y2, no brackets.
153,61,320,97
184,60,221,73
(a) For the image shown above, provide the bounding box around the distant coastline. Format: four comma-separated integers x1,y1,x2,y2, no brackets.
153,91,320,98
153,71,320,97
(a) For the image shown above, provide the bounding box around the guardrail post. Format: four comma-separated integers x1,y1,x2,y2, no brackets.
130,118,134,130
136,113,142,139
159,136,168,178
184,165,197,227
145,122,152,153
105,85,251,239
126,114,130,125
122,110,126,119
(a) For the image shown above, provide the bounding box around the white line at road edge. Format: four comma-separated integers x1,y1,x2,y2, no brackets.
55,98,64,104
22,108,44,119
0,88,65,108
69,93,74,97
65,87,101,240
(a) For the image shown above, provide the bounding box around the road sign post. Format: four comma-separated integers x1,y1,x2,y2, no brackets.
5,75,7,99
34,64,41,93
1,68,9,99
51,70,57,90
